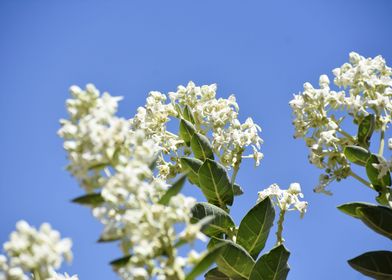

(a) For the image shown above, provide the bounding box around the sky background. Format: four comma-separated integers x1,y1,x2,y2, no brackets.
1,1,391,279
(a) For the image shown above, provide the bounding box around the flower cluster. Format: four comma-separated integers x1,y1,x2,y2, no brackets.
131,81,263,175
258,183,308,217
290,52,392,194
48,272,78,280
0,221,72,280
59,85,206,279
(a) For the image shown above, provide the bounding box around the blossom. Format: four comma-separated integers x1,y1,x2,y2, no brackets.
290,52,392,193
258,183,308,217
0,221,72,280
48,272,79,280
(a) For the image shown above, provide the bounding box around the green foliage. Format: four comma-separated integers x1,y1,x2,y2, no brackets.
348,251,392,279
191,202,235,237
71,193,104,207
357,114,375,149
180,157,203,185
158,174,187,205
356,206,392,240
179,119,196,146
214,240,255,279
109,255,132,269
344,145,370,166
337,202,374,219
185,245,224,280
366,154,391,188
237,197,275,259
183,105,196,124
191,133,214,161
205,268,231,280
198,159,234,209
249,245,290,280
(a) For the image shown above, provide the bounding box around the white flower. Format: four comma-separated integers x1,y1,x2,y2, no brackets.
48,272,79,280
0,221,72,280
258,183,308,217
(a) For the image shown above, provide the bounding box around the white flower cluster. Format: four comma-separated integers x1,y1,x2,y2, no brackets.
0,221,72,280
290,52,392,194
131,81,263,175
48,272,78,280
59,85,206,280
258,183,308,217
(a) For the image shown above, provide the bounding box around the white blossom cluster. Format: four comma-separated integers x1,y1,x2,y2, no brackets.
0,221,72,280
258,183,308,217
59,85,206,280
48,272,78,280
131,81,263,175
290,52,392,194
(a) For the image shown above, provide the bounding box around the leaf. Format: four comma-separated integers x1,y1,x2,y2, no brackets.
348,251,392,280
185,245,224,280
191,133,214,161
215,240,255,279
233,184,244,196
356,205,392,240
191,202,236,237
205,268,231,280
344,145,371,166
97,234,121,243
249,245,290,280
357,114,375,148
237,197,275,259
179,119,196,146
337,202,375,219
158,174,187,205
183,105,196,124
180,157,203,186
198,159,234,209
71,193,104,207
110,255,132,269
366,154,391,187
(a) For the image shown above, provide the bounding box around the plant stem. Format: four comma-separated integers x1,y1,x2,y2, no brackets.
33,270,41,280
349,170,373,190
337,128,355,142
230,166,239,189
276,209,286,246
379,128,385,156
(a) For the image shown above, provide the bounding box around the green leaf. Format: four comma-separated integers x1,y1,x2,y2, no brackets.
183,105,196,124
110,255,132,269
191,133,214,161
344,145,371,166
185,245,224,280
356,205,392,240
198,159,234,209
71,193,104,207
191,202,235,237
237,197,275,259
215,240,255,279
205,268,231,280
348,251,392,280
357,114,375,148
366,154,391,187
179,119,196,146
158,174,187,205
233,184,244,196
337,202,375,219
97,233,121,243
249,245,290,280
180,157,203,186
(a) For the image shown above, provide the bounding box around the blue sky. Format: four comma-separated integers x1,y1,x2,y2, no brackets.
0,1,391,279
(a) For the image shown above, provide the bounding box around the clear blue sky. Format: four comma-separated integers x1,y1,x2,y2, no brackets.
1,1,391,279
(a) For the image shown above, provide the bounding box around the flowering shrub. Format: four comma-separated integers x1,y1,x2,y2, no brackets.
291,52,392,279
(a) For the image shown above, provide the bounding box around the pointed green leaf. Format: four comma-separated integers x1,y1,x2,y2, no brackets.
237,197,275,259
357,114,375,148
205,268,231,280
179,119,196,146
233,184,244,196
158,174,187,205
356,205,392,240
110,255,132,269
185,245,224,280
180,157,203,186
215,240,255,279
191,133,214,161
198,159,234,209
183,105,196,124
337,202,375,219
366,154,391,187
249,245,290,280
97,234,121,243
344,145,371,166
72,193,104,207
191,202,235,237
348,251,392,279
